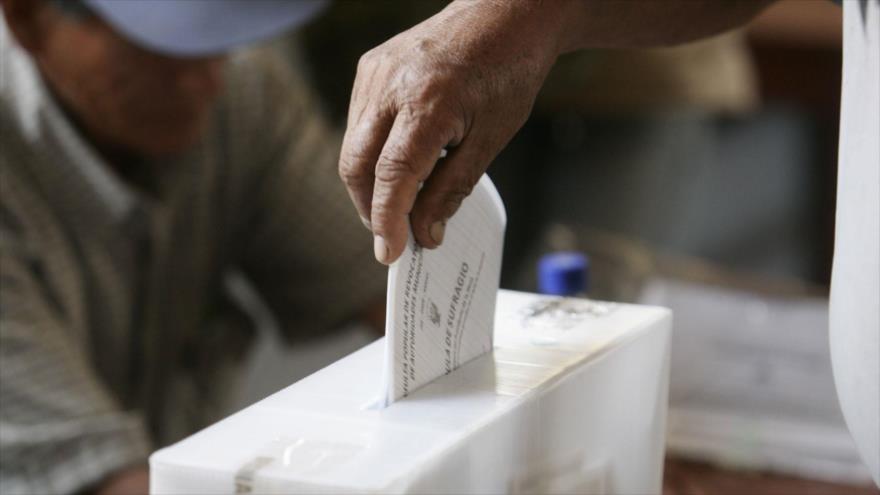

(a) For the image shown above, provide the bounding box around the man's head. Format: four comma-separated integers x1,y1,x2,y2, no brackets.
2,0,226,156
1,0,324,158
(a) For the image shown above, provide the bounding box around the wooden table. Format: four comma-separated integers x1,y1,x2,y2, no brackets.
663,458,879,495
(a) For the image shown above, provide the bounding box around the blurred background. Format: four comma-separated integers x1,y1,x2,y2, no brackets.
234,1,877,493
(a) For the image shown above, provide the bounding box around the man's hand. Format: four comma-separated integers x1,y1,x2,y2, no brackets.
339,0,775,265
339,0,566,264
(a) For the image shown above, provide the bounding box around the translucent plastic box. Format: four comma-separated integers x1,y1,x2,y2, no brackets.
150,290,671,494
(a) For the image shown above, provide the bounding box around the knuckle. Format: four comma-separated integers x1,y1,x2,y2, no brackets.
369,200,399,231
440,178,476,215
374,151,419,184
398,96,464,145
450,173,478,197
356,50,376,73
402,81,445,115
338,154,371,186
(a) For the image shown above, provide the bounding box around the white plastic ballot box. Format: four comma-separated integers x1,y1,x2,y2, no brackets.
150,290,672,494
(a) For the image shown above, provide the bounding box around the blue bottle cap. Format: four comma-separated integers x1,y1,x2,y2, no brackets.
538,252,589,296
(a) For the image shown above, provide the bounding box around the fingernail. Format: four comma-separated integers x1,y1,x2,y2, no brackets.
360,216,372,231
374,235,390,264
429,221,446,245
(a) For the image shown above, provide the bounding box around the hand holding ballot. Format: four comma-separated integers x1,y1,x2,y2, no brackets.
337,1,556,265
338,0,774,266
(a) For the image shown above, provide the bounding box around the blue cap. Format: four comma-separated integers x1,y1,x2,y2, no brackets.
83,0,327,57
538,252,589,296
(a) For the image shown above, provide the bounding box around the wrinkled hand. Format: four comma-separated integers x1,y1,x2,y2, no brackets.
339,0,565,264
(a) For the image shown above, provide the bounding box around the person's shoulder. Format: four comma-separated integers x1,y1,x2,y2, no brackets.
209,44,321,202
228,45,289,78
223,44,311,113
215,43,324,168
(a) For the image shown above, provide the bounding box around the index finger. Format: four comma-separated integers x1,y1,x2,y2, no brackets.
370,112,455,264
339,112,394,227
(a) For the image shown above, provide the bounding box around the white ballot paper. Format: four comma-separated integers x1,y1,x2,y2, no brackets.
381,174,506,405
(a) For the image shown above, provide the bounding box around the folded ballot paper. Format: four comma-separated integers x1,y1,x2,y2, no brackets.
382,174,506,405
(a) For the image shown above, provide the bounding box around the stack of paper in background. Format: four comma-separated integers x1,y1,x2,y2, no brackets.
521,225,874,485
641,277,873,484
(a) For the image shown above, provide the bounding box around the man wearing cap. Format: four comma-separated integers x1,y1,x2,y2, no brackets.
0,1,383,493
